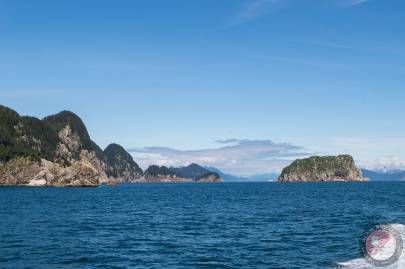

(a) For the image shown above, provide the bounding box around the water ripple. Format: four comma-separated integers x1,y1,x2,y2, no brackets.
1,182,405,268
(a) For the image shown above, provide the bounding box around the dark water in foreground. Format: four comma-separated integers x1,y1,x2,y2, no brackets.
1,182,405,269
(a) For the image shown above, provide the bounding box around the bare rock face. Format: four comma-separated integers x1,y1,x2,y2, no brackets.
79,149,108,184
278,155,367,182
0,157,42,185
45,159,100,187
49,119,108,185
34,159,100,187
0,157,100,187
55,124,82,166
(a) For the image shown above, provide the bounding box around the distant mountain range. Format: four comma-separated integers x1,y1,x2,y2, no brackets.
206,167,278,182
362,169,405,181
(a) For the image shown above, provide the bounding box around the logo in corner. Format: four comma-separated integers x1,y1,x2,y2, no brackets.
361,224,403,267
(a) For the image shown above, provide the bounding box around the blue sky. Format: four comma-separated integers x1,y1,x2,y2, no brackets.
1,0,405,175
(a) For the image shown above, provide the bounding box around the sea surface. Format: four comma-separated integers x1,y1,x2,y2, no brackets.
1,182,405,269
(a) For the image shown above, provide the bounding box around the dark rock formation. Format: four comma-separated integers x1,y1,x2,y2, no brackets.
170,163,211,179
195,172,221,182
144,165,183,182
144,163,222,182
278,155,366,182
104,143,143,182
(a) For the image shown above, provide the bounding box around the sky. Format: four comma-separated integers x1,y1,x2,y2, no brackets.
1,0,405,175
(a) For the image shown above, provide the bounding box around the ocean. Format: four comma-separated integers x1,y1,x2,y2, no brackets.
1,182,404,269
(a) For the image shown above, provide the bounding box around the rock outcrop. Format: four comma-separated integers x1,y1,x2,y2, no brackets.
0,156,101,187
144,163,221,182
195,172,222,182
0,105,142,186
104,143,143,183
144,165,185,182
278,155,367,182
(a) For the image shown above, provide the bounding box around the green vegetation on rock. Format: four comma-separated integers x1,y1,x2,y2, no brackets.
0,104,143,186
144,163,222,182
0,105,59,162
144,165,181,179
278,155,366,182
104,143,143,180
0,104,221,185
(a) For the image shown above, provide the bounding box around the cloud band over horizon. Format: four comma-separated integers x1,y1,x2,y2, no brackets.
128,137,405,176
128,139,311,176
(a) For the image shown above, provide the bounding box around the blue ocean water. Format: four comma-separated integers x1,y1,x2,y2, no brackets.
1,182,404,269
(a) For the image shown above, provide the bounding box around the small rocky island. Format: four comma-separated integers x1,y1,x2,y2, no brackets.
0,105,221,186
144,163,221,183
278,155,367,182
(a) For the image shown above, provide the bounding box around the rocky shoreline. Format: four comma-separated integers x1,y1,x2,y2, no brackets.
0,105,372,186
0,105,222,186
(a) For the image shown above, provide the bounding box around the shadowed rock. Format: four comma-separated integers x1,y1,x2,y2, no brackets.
144,163,222,182
104,143,143,182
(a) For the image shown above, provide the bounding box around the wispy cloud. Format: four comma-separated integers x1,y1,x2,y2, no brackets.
128,139,310,176
341,0,369,7
231,0,285,25
231,0,370,25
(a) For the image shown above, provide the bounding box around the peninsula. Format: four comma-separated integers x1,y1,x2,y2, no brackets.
0,105,221,186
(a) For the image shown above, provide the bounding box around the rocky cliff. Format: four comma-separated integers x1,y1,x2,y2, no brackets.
144,163,221,182
104,143,143,183
278,155,366,182
0,105,142,186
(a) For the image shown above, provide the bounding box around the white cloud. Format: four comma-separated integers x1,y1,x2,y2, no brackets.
311,136,405,162
360,157,405,172
128,139,310,176
128,136,405,175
